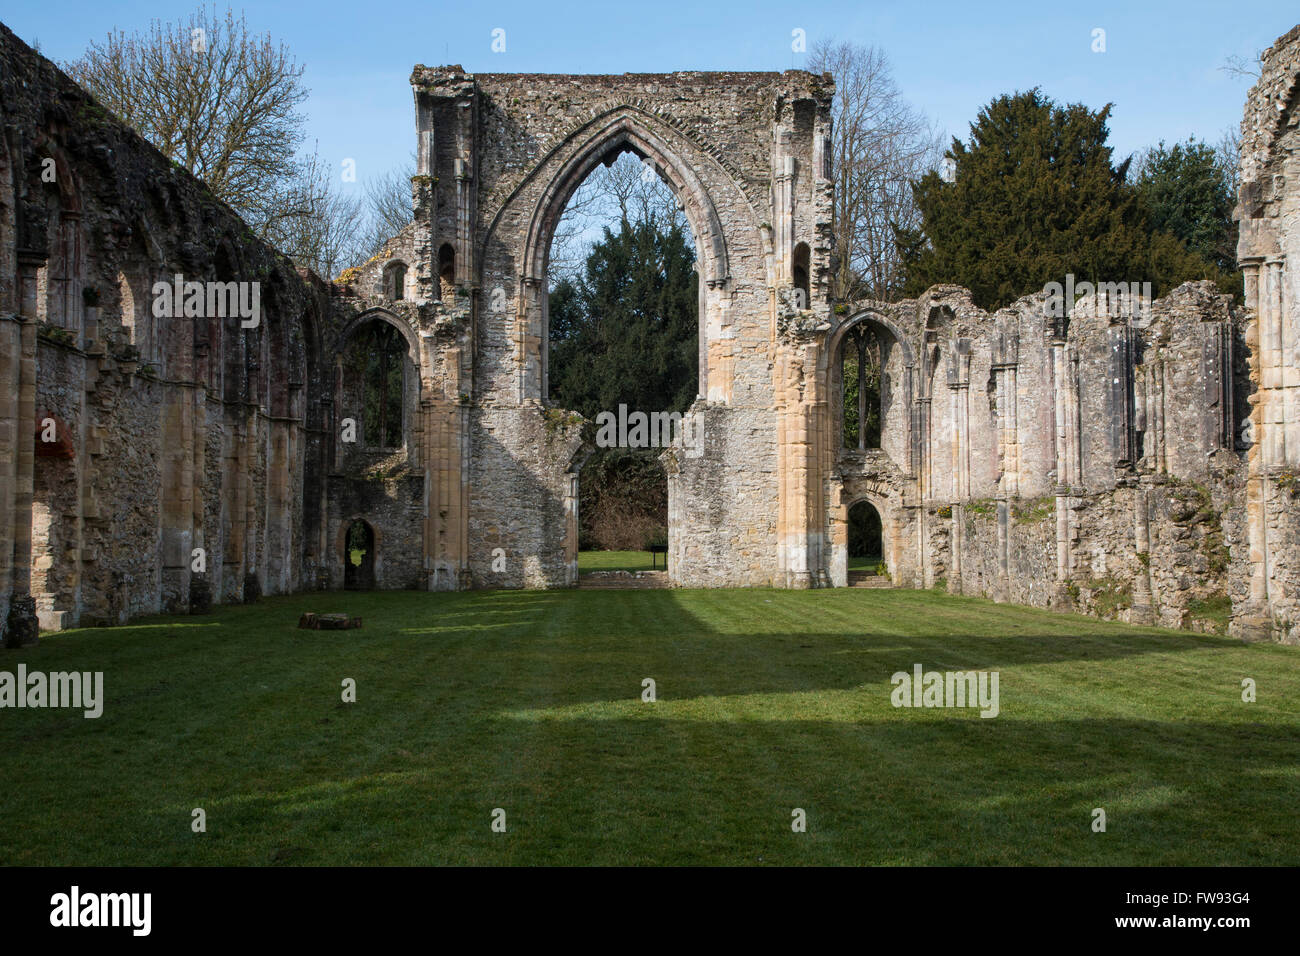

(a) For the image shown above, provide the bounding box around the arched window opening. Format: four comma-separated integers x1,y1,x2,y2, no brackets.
843,324,883,450
117,273,138,350
792,241,810,309
342,320,408,450
344,519,376,590
384,261,407,301
438,244,455,301
40,211,83,331
847,500,883,572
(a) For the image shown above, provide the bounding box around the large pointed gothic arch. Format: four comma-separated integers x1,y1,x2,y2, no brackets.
513,110,737,287
491,107,749,404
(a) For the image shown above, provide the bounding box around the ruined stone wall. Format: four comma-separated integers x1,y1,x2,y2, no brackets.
818,281,1246,630
372,65,834,590
0,24,330,642
6,17,1300,646
1234,24,1300,641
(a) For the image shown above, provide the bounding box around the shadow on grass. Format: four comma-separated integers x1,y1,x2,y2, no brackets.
2,582,1296,866
125,714,1299,866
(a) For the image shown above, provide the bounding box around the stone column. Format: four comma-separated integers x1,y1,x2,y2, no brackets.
995,499,1010,603
1238,261,1272,631
775,343,816,589
420,393,435,591
1051,336,1074,610
1269,260,1293,465
1130,486,1155,625
5,254,43,647
949,503,964,594
515,276,543,405
563,472,579,587
901,363,915,477
947,340,971,594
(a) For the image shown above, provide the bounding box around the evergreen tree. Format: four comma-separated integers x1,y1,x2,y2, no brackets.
549,218,698,418
548,217,699,551
1133,138,1237,274
896,89,1214,310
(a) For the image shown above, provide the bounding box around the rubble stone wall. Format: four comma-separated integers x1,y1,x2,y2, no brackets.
4,21,1300,646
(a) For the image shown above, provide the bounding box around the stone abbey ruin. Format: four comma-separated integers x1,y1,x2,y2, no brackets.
2,23,1299,645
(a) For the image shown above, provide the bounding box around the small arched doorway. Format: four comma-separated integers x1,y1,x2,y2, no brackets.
847,500,883,572
344,519,376,590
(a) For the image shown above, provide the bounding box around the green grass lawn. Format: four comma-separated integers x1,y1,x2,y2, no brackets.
1,588,1297,866
577,549,663,572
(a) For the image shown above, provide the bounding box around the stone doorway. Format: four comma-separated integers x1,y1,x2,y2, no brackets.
847,500,889,587
343,519,376,590
848,500,883,566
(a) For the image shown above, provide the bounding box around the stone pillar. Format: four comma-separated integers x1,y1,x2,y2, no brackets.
705,284,734,404
1239,261,1272,626
332,355,344,471
1272,261,1294,465
191,387,209,609
947,339,971,595
901,363,916,477
1202,319,1234,453
515,276,543,405
948,338,971,499
1050,336,1075,610
160,382,196,611
775,342,818,589
773,148,795,283
0,317,19,638
994,499,1010,603
6,255,42,647
1108,321,1135,467
1260,260,1286,466
423,394,471,592
563,471,579,587
993,337,1020,497
1130,486,1155,625
949,503,964,594
243,403,258,599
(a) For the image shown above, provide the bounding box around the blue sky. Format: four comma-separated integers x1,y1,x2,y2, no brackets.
6,1,1296,203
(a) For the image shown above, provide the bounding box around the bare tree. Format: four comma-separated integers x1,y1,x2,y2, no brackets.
357,158,416,257
260,151,365,280
1217,124,1241,199
65,6,311,242
809,40,942,302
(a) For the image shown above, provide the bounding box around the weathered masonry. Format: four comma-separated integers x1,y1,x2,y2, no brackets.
0,24,330,647
4,22,1300,645
351,66,839,592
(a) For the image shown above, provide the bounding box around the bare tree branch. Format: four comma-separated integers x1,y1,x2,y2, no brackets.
64,5,312,245
1220,51,1263,81
549,151,689,283
809,39,942,302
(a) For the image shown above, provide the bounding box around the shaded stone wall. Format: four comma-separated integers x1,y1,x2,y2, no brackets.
0,24,330,643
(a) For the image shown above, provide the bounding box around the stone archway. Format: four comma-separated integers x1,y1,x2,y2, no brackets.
847,499,883,567
341,519,376,590
513,128,718,580
829,482,914,589
506,112,739,406
384,66,834,589
822,310,917,472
